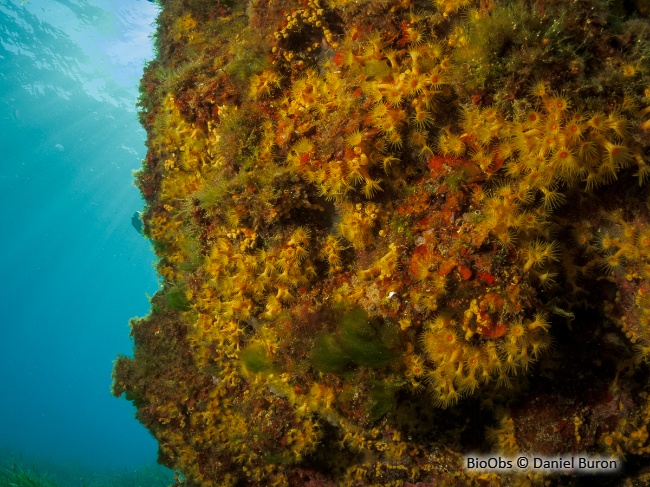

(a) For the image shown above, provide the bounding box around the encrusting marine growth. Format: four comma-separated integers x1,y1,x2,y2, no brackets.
112,0,650,485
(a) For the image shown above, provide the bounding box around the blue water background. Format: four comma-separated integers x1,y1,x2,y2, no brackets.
0,0,163,471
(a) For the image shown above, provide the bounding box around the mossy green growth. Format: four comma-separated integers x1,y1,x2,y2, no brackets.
263,453,289,465
340,309,403,368
311,308,403,373
216,107,261,173
225,38,268,87
124,389,147,410
196,177,231,213
390,214,416,246
165,285,191,311
451,1,577,103
179,237,203,274
367,380,401,422
240,342,275,373
442,171,467,192
311,333,352,373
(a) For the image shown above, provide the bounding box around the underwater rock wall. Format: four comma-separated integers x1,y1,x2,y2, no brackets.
112,0,650,485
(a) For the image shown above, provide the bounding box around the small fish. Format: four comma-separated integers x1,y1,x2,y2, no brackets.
131,211,144,235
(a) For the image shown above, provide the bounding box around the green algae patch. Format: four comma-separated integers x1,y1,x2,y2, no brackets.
311,309,403,374
339,310,403,369
164,285,191,312
367,380,401,422
310,332,351,374
240,342,275,374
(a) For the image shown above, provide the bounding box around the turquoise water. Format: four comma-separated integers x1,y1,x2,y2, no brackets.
0,0,169,479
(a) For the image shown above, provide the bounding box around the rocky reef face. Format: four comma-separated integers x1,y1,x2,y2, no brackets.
112,0,650,485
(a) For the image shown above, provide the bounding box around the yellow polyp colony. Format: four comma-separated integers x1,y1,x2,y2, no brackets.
249,70,282,99
486,413,520,455
568,210,650,360
113,0,650,485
